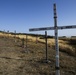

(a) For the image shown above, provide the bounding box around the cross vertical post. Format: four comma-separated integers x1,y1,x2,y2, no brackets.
45,31,48,62
54,4,60,75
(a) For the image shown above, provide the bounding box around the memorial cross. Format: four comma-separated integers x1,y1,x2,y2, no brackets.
29,3,76,75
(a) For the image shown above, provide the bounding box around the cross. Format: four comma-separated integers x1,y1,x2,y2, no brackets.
29,3,76,75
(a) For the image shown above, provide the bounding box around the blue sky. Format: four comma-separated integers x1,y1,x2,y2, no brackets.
0,0,76,36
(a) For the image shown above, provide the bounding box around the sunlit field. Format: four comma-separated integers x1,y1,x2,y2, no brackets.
0,32,76,75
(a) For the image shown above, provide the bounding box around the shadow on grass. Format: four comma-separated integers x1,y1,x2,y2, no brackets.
28,58,55,75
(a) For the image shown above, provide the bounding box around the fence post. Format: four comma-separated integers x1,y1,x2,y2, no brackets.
14,30,16,42
3,30,5,38
25,35,28,52
36,34,38,44
7,30,9,38
22,38,25,48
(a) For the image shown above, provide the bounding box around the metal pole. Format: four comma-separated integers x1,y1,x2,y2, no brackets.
45,31,48,62
54,4,60,75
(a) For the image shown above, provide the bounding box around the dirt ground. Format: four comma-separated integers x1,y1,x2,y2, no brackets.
0,36,76,75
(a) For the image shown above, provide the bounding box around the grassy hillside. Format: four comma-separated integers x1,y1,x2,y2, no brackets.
0,32,76,75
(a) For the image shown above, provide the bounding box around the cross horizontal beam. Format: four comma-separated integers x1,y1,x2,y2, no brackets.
29,25,76,31
58,25,76,29
29,27,54,31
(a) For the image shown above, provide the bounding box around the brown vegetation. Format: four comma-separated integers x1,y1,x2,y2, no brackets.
0,33,76,75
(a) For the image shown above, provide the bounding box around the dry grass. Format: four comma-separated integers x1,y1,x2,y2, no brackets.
0,33,76,75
